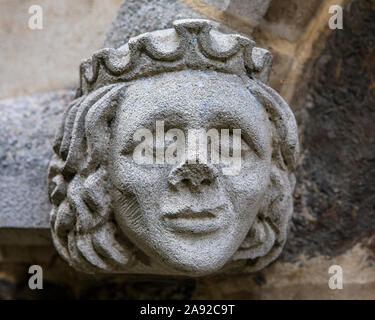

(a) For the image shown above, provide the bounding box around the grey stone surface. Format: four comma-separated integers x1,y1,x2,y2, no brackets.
103,0,239,49
49,19,299,276
104,0,206,48
202,0,231,11
261,0,322,42
225,0,272,27
0,0,122,100
103,0,273,50
202,0,272,26
0,90,75,243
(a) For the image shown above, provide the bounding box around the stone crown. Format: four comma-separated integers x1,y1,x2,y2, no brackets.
78,19,273,96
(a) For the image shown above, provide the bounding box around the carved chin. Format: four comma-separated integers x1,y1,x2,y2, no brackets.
134,228,245,276
113,197,252,275
159,235,243,276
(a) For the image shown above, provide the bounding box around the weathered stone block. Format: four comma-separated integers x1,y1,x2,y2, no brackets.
104,0,207,48
0,90,75,244
0,0,122,99
225,0,272,27
261,0,322,42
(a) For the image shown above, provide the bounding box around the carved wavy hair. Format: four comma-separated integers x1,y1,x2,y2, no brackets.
48,19,299,274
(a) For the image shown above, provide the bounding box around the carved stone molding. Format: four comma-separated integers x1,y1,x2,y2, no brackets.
48,19,299,276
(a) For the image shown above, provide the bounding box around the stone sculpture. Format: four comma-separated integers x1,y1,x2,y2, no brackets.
48,19,299,276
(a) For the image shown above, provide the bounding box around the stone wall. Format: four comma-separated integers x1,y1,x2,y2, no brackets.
1,0,375,299
0,0,123,99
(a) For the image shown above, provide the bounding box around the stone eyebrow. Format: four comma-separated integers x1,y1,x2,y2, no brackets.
208,119,267,159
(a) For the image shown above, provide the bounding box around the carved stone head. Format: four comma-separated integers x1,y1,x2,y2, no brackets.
48,19,299,276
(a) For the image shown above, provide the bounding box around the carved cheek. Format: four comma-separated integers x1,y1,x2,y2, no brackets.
110,156,168,200
224,159,271,213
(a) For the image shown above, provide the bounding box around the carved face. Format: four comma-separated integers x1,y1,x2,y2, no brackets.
109,70,272,275
49,19,299,276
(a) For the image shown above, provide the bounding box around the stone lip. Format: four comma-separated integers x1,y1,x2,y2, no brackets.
0,90,75,242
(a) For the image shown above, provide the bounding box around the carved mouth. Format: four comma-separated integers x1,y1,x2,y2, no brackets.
162,206,224,234
164,210,216,219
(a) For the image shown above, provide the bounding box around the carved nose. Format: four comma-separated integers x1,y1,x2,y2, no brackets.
168,161,217,192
